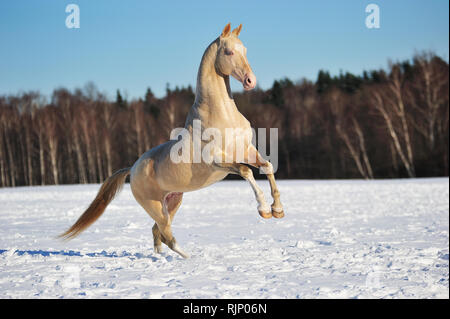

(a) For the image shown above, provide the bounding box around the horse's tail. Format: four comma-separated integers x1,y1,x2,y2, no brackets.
58,167,131,240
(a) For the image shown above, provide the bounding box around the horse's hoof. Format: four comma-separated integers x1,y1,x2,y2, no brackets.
258,210,272,219
272,209,285,218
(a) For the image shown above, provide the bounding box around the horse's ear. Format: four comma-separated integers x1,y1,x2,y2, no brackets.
221,23,231,38
231,24,242,37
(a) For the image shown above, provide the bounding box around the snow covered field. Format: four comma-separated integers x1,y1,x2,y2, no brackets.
0,178,448,299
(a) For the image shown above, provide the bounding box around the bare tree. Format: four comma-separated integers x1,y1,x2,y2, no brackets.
60,97,88,184
330,89,373,179
35,109,47,185
99,103,116,177
132,101,145,156
45,107,61,184
372,64,416,177
78,105,98,183
408,53,449,151
2,106,19,186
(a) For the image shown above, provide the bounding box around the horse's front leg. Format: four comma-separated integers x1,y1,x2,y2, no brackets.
213,162,272,219
246,145,284,218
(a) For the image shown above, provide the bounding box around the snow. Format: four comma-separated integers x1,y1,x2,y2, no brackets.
0,178,448,299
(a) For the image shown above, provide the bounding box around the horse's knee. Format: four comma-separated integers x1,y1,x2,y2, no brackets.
260,162,273,175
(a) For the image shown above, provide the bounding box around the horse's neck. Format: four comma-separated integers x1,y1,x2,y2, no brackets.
193,39,237,120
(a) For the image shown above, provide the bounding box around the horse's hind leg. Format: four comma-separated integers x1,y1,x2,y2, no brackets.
143,193,188,258
157,222,189,259
152,223,163,253
158,192,189,258
151,192,183,255
134,195,188,258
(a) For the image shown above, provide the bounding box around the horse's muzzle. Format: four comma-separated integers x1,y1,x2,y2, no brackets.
243,73,256,90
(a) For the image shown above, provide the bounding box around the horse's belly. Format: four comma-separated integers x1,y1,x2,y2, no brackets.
133,138,230,193
156,161,228,192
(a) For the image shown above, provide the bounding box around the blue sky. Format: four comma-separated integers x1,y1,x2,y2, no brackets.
0,0,448,100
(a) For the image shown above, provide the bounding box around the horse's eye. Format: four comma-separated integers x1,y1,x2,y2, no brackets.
224,48,234,56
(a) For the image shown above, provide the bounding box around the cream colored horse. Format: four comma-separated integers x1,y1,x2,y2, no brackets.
60,23,284,258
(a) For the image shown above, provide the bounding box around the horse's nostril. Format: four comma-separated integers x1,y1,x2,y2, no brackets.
246,78,251,84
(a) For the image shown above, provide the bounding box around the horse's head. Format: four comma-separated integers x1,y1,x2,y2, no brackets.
215,23,256,91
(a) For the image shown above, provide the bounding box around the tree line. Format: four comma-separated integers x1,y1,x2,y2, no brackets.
0,52,448,187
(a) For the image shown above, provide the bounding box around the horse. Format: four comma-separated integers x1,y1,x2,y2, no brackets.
59,23,284,258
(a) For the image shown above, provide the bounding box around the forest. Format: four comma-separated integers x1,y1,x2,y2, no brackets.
0,52,448,187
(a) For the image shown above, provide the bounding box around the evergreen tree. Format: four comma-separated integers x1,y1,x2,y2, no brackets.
316,70,333,94
115,89,127,109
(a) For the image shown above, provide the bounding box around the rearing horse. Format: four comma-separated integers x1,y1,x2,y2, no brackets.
60,23,284,258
